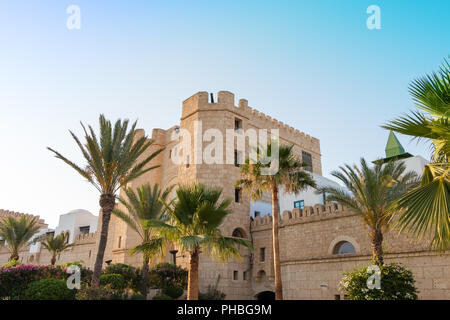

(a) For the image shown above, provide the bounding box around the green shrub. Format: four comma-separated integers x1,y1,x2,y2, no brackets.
99,274,126,291
75,284,117,300
198,286,226,300
163,285,184,299
340,263,418,300
23,278,75,300
103,263,141,291
148,263,188,289
152,294,172,300
2,259,21,267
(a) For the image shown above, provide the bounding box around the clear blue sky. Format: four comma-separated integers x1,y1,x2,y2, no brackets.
0,0,448,227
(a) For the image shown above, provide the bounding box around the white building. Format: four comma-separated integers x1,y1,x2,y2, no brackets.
54,209,98,243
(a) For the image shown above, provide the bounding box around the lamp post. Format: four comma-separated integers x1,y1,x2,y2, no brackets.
169,250,178,265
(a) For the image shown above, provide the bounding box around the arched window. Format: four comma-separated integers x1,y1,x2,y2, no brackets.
333,241,356,254
256,270,266,281
232,228,245,238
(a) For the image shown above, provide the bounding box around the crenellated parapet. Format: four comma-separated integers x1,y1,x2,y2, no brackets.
0,209,47,227
180,91,320,153
74,232,98,244
251,203,356,231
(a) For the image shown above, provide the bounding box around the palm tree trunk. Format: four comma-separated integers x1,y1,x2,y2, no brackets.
51,255,56,266
141,253,150,297
271,185,283,300
92,193,115,284
187,247,199,300
369,229,384,265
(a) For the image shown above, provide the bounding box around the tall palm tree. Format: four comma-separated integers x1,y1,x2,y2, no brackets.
382,58,450,251
155,183,252,300
235,142,316,300
317,158,418,265
39,231,73,265
112,183,173,296
48,114,163,284
0,216,41,261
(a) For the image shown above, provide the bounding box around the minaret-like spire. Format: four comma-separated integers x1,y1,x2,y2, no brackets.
385,131,406,158
373,131,413,164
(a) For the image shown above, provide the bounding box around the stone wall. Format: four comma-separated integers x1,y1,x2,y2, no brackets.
251,203,450,300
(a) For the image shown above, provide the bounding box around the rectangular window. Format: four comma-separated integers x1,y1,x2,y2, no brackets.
234,150,241,167
233,270,239,280
335,295,341,300
254,211,260,217
243,271,249,281
260,248,266,262
169,149,172,159
302,151,313,172
235,188,241,203
118,236,122,248
79,226,90,235
186,155,190,168
234,118,242,131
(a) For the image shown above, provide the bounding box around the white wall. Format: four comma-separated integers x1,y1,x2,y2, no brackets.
399,155,428,176
279,173,342,213
249,173,343,218
54,209,98,243
250,201,272,218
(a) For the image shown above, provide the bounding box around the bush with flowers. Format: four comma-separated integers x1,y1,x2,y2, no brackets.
339,263,418,300
0,264,92,299
103,263,141,292
148,262,187,289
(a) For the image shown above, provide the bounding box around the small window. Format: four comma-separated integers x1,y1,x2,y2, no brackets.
118,236,122,249
243,271,249,281
234,118,242,131
234,150,241,167
79,226,90,235
260,248,266,262
186,155,190,168
169,149,172,159
302,151,313,172
233,270,239,280
335,295,341,300
235,188,242,203
254,211,261,217
89,250,91,258
333,241,356,254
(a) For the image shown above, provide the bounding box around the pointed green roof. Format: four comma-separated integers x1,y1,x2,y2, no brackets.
385,131,405,158
373,131,413,165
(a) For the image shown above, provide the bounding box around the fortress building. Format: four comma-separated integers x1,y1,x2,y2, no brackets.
0,91,448,300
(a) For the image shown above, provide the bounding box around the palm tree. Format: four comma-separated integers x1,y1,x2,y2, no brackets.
39,231,73,265
317,158,418,265
235,142,316,300
155,183,252,300
0,216,41,261
48,114,163,284
112,183,173,296
382,58,450,251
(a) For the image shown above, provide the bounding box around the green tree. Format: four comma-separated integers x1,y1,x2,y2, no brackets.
235,142,316,300
48,115,163,284
112,183,173,296
0,216,41,261
39,231,73,265
382,58,450,250
155,183,252,300
317,158,417,265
